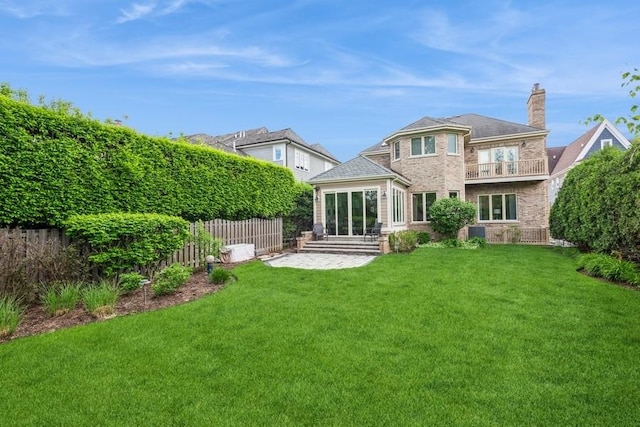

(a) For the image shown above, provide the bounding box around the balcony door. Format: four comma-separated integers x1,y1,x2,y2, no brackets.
479,147,519,176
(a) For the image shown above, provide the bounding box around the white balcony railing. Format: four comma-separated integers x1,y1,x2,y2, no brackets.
465,158,548,181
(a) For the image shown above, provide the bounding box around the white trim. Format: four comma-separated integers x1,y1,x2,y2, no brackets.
469,130,548,144
575,118,632,162
383,124,471,143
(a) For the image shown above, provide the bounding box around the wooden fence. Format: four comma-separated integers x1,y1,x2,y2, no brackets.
166,218,283,269
1,217,282,272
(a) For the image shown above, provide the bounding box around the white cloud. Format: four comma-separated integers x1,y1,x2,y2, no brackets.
116,2,157,23
0,0,71,18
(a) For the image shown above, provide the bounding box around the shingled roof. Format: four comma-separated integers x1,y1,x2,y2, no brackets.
308,155,410,185
445,114,544,139
184,127,339,162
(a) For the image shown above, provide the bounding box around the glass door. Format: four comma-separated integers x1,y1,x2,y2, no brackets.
324,190,379,236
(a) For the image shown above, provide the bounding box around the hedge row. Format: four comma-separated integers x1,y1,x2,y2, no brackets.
0,96,297,226
550,144,640,262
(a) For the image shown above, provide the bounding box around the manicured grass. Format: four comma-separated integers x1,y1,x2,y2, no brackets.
1,246,639,425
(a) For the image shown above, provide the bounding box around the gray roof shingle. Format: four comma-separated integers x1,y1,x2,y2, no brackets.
309,155,410,184
184,127,339,162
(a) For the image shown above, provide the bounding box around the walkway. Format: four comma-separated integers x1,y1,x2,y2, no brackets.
262,253,377,270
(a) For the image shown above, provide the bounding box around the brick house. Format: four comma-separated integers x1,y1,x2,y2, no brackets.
308,85,550,243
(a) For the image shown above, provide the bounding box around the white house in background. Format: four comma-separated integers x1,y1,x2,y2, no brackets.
547,118,632,204
185,127,340,182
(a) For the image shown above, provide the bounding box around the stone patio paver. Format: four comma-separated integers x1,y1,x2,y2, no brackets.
263,253,376,270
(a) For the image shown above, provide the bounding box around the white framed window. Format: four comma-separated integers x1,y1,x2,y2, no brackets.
294,149,310,171
412,192,436,222
392,188,405,223
273,145,284,161
601,139,612,149
410,135,436,156
478,194,517,221
478,146,519,175
447,134,458,154
324,161,333,171
393,141,401,161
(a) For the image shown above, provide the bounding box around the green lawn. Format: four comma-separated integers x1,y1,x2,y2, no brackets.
1,246,639,426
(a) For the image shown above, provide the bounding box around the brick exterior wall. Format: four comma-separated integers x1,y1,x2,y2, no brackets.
365,152,391,169
465,180,548,228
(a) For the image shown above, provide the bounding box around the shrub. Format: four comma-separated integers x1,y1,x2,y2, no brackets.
441,238,463,248
82,282,119,318
389,230,418,253
416,231,431,245
152,263,192,296
577,253,640,285
429,198,477,239
551,145,640,262
0,93,298,227
118,272,145,294
191,221,223,269
467,237,487,248
282,183,313,247
0,295,23,338
41,282,81,316
64,213,190,278
209,267,234,285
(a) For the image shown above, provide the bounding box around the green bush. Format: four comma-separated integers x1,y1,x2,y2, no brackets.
389,230,418,253
282,183,313,246
429,198,477,239
0,94,298,227
118,272,145,293
576,253,639,285
82,282,119,318
64,213,190,278
441,238,463,248
0,295,23,338
551,145,640,261
191,221,223,269
209,267,234,285
152,263,192,296
416,231,431,245
467,237,487,248
41,282,81,316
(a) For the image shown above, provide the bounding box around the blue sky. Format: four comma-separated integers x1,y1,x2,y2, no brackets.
1,0,638,162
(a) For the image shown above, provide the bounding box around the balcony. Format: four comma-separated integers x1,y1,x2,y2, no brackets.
465,158,548,183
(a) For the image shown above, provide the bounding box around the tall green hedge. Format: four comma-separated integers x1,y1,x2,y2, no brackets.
550,144,640,261
0,96,297,226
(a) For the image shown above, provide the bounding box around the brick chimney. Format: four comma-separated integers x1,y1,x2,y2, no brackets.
527,83,546,129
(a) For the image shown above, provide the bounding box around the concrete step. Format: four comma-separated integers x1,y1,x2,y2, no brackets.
304,243,380,251
297,247,381,256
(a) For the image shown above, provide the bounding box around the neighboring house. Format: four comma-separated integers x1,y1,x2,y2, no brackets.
185,127,340,182
308,84,550,242
547,118,631,204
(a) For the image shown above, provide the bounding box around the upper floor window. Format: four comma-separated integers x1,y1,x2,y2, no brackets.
447,134,458,154
601,139,612,149
412,192,436,222
410,135,436,157
478,194,517,221
393,141,400,161
324,161,333,171
273,145,284,161
294,149,310,171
